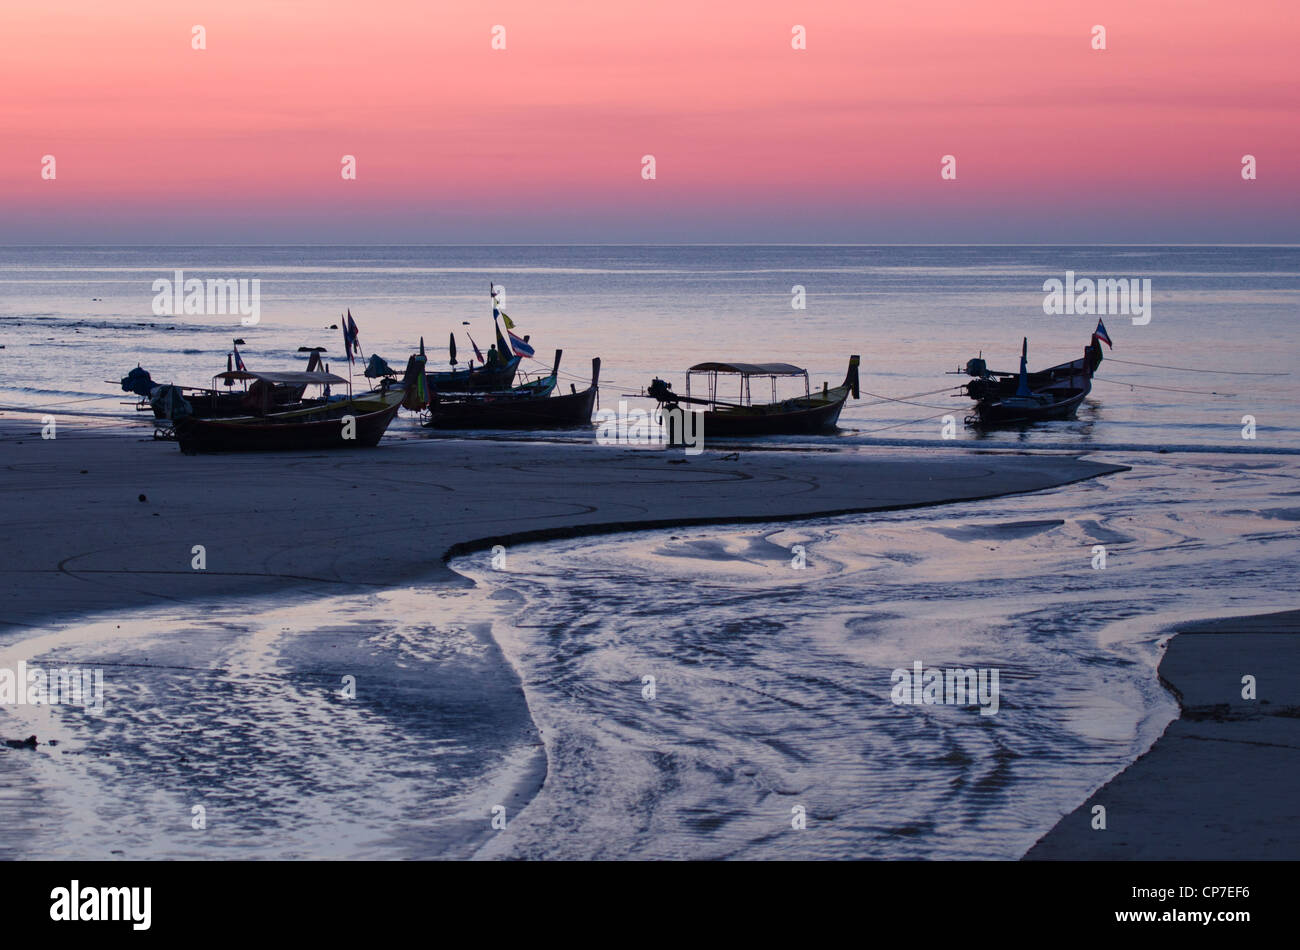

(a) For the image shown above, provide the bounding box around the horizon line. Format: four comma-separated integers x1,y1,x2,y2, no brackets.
4,243,1299,249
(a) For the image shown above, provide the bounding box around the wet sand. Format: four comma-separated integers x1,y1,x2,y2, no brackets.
0,417,1125,632
20,416,1300,862
4,418,1297,861
0,416,1134,857
1025,609,1300,860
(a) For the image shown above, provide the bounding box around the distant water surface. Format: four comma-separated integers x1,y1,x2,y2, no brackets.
1,245,1296,451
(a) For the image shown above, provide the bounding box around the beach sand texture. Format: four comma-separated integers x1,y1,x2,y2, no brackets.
1026,610,1300,860
4,416,1295,860
0,419,1124,631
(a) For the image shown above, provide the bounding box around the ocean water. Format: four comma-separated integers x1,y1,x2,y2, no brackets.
1,245,1297,450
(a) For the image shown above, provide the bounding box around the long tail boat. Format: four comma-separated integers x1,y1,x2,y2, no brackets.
647,355,860,437
173,356,421,453
426,353,521,394
423,350,600,430
123,350,330,420
962,332,1105,427
426,286,525,393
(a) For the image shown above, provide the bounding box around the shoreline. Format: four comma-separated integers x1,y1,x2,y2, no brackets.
0,416,1127,633
1024,608,1300,860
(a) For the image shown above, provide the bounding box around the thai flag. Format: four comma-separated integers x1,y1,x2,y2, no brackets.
233,343,247,372
467,333,485,363
507,329,534,358
1093,318,1113,349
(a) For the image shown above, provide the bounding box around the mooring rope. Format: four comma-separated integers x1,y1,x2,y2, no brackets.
1094,377,1237,397
857,385,966,411
849,409,957,435
1104,357,1287,376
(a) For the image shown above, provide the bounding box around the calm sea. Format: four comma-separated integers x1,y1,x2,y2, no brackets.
1,245,1297,450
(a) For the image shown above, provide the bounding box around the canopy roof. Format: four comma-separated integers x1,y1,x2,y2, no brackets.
688,361,806,376
214,370,347,385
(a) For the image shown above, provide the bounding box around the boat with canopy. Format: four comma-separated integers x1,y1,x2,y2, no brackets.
172,357,420,453
123,349,331,420
647,355,860,437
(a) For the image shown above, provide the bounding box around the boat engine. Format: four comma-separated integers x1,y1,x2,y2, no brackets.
647,378,678,406
121,366,156,396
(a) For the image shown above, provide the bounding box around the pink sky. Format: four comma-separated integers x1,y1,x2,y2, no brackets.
2,0,1297,242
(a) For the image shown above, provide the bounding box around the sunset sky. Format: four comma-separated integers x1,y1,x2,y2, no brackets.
2,0,1297,243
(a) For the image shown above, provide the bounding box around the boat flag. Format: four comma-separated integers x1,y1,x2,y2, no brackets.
1092,319,1113,349
233,343,247,372
493,314,511,358
500,311,515,330
346,309,361,357
507,329,535,358
341,315,354,365
467,333,484,363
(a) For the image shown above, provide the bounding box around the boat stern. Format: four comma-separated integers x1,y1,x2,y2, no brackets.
844,355,861,399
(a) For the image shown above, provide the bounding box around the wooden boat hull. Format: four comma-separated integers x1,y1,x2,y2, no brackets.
654,355,859,441
426,356,521,393
678,389,850,437
972,386,1089,425
424,358,600,430
966,340,1101,428
174,392,403,453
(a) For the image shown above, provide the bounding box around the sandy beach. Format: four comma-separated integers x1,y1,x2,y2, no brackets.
3,415,1296,860
1026,608,1300,860
0,417,1125,632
